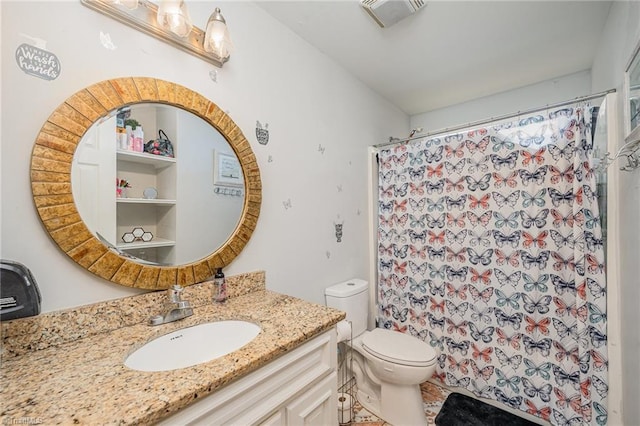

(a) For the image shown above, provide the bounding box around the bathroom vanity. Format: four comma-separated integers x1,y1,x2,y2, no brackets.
160,329,337,425
9,78,346,424
0,272,344,425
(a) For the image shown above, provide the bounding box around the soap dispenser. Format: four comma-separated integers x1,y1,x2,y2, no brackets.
213,268,227,303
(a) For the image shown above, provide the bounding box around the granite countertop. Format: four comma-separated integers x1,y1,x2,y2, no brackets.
0,273,344,425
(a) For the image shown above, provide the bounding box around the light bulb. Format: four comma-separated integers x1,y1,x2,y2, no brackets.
157,0,192,37
113,0,138,10
204,8,232,58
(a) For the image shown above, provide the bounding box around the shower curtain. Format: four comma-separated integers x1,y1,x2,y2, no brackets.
377,105,608,425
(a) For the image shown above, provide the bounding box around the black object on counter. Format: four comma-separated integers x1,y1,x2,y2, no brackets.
0,260,41,321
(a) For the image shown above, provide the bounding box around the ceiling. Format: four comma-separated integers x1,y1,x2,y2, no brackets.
256,1,612,115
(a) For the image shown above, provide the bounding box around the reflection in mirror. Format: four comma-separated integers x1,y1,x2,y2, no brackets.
628,50,640,133
72,103,244,266
30,77,261,290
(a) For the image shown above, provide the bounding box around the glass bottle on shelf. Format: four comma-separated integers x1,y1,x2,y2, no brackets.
126,125,134,151
133,126,144,152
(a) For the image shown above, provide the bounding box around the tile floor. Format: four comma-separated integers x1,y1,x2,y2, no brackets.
347,381,451,426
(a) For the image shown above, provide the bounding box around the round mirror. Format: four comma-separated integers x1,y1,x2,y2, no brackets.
30,77,261,290
72,103,244,266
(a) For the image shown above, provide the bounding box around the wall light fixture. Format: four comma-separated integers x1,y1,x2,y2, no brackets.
81,0,232,67
157,0,193,37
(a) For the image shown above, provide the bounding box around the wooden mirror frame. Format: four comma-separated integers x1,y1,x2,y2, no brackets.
30,77,261,290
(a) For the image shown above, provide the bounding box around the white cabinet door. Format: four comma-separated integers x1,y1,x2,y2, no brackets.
258,409,286,426
286,373,337,426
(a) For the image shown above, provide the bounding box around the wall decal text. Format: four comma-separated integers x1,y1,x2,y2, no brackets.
15,43,60,80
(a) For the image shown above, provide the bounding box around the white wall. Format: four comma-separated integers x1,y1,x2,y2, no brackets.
410,69,591,131
0,1,408,312
591,2,640,424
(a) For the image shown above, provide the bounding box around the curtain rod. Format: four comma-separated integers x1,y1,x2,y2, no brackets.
376,88,617,149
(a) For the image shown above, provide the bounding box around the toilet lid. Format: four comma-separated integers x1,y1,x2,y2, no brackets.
361,328,436,367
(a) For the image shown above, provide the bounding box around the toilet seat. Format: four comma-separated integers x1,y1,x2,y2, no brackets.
361,328,436,367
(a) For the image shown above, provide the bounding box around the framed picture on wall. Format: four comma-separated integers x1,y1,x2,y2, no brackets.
213,150,243,187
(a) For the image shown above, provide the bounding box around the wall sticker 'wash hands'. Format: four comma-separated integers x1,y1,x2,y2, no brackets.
15,43,60,80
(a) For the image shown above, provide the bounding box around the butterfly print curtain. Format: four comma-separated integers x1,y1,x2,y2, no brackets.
377,105,608,425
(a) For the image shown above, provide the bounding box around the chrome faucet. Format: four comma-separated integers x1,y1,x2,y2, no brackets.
149,285,193,326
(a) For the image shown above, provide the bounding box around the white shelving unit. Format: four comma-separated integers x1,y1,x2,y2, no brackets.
115,115,177,264
115,237,176,250
116,198,176,205
116,149,176,167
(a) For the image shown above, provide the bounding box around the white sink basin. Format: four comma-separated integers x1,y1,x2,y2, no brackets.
125,320,261,372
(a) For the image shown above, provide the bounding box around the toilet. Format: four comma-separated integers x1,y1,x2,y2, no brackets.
325,279,438,426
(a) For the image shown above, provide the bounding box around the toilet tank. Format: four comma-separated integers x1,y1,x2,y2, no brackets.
324,279,369,337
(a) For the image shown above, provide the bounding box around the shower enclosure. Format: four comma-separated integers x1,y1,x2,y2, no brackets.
371,95,619,425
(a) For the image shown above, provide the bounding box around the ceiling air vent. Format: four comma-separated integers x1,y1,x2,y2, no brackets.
360,0,426,28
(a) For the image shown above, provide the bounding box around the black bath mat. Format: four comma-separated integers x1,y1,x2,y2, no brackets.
435,392,538,426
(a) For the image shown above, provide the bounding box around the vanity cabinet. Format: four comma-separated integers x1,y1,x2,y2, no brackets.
159,329,338,426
